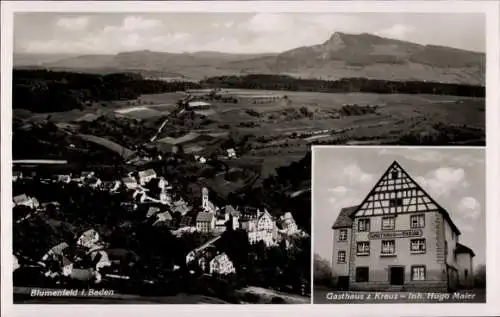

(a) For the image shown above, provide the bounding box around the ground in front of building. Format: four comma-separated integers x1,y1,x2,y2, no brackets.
313,286,485,304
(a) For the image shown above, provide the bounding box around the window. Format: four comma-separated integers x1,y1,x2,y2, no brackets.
382,217,395,230
410,214,425,228
355,267,369,282
338,229,348,241
356,241,370,256
445,240,448,258
381,240,396,256
411,266,426,281
391,171,399,179
410,239,426,253
389,198,403,207
337,251,346,263
465,269,468,278
358,219,370,232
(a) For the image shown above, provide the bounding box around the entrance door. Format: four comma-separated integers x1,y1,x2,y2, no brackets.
390,267,405,285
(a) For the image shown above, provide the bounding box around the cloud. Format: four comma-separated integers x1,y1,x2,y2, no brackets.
328,186,348,195
55,16,90,31
375,24,416,40
104,16,163,33
242,13,294,33
378,148,443,163
342,164,376,185
415,167,468,197
457,196,481,220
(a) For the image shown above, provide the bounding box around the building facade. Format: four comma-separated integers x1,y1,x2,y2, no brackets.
331,161,475,292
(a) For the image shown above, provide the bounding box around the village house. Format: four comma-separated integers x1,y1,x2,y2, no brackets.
159,191,172,205
455,243,475,289
122,176,138,190
153,211,173,227
13,254,20,272
173,199,192,216
185,236,222,265
102,180,122,193
278,212,299,234
331,161,476,292
195,155,207,164
241,209,276,247
13,171,23,182
226,148,237,159
56,174,72,183
196,212,216,233
80,171,95,181
76,229,100,249
138,169,157,186
39,242,69,266
86,177,102,189
179,215,195,228
210,253,236,275
146,206,161,219
88,246,112,272
121,202,138,212
157,177,170,190
13,194,39,209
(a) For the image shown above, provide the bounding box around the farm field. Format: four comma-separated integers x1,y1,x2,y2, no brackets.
14,88,485,181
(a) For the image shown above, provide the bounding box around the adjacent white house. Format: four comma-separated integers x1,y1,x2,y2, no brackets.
122,177,138,190
138,169,157,186
13,194,39,209
210,253,236,275
76,229,100,249
226,148,237,159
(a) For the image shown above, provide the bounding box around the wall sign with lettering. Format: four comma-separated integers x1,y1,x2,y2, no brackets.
368,229,423,240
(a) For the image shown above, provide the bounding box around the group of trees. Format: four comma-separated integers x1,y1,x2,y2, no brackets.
13,69,201,113
200,75,485,97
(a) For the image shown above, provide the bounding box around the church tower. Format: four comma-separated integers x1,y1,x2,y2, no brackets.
202,187,209,210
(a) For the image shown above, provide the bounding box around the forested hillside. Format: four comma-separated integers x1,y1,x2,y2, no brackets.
13,69,201,113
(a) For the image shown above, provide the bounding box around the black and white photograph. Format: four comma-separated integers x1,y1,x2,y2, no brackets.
312,146,486,303
1,0,499,315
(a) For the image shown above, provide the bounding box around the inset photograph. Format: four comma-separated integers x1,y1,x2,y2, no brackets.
313,146,485,303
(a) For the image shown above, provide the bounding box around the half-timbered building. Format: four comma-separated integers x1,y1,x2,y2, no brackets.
331,161,475,291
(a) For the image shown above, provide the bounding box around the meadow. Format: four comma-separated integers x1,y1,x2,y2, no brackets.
14,88,485,180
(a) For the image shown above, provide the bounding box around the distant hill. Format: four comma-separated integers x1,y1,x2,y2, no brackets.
14,32,485,85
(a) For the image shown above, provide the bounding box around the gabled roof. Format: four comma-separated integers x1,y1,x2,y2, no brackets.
455,243,475,257
122,176,137,184
138,169,156,178
13,194,30,204
332,206,359,229
348,161,461,235
196,212,214,222
156,211,173,221
225,205,240,217
146,207,161,218
50,242,69,256
179,215,194,226
210,253,230,265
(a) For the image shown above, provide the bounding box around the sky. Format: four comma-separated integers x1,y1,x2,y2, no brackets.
313,147,486,267
13,13,485,54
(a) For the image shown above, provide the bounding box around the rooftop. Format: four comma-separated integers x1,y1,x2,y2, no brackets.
455,243,475,257
332,205,360,229
196,211,214,222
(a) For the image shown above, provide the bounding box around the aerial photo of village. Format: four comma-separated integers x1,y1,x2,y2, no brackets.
11,12,484,304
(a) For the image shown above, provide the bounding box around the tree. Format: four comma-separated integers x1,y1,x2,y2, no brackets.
313,253,335,288
474,264,486,288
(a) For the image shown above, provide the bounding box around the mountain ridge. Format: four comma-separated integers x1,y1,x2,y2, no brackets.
14,32,485,85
